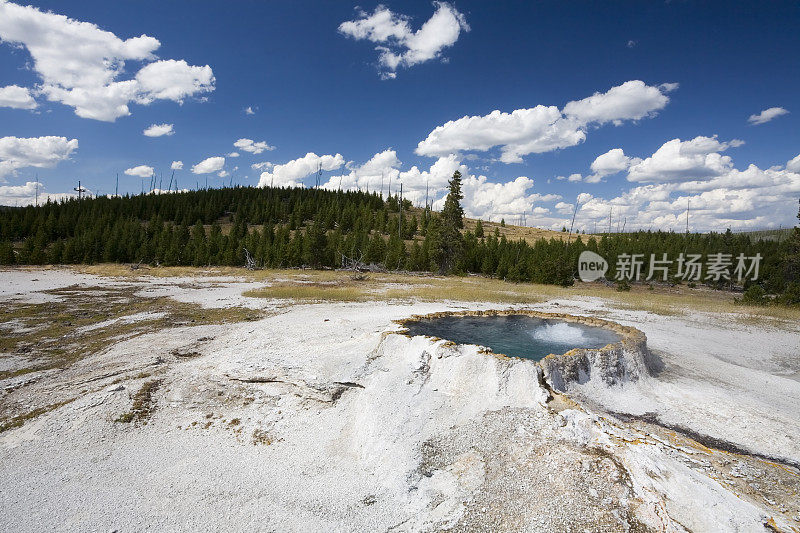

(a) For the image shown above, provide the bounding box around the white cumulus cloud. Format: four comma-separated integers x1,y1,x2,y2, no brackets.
317,149,564,222
124,165,154,178
452,175,547,222
416,80,676,163
258,153,345,188
143,123,174,137
0,136,78,180
191,156,225,175
171,160,183,170
748,107,789,125
233,138,275,154
584,148,641,183
135,59,214,104
551,138,800,232
626,136,743,183
0,181,76,206
0,1,214,121
0,85,37,109
563,80,675,125
321,149,402,192
339,2,469,79
787,154,800,173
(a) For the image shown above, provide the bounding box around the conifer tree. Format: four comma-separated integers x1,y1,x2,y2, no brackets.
790,198,800,281
0,240,15,264
432,170,465,274
782,198,800,305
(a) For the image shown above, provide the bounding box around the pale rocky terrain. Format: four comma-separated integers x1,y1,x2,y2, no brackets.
1,267,798,532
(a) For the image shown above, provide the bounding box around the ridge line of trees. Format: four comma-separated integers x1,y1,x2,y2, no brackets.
0,179,798,305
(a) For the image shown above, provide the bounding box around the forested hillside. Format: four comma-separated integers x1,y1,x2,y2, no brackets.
1,177,798,304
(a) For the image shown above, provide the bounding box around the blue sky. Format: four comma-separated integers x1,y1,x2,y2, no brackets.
1,0,798,231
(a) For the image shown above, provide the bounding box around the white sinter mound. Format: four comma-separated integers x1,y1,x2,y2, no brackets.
1,268,799,532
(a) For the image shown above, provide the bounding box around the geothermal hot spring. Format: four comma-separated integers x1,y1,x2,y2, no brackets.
404,314,621,361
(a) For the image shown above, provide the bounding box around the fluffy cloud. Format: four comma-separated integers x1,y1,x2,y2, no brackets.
553,141,800,232
339,2,469,79
0,181,76,206
787,154,800,173
584,148,641,183
312,148,564,222
433,166,565,223
748,107,789,125
251,162,273,171
591,149,635,175
258,153,345,188
447,175,550,222
233,138,275,154
563,81,675,125
416,80,675,163
143,123,174,137
0,1,214,121
626,136,743,183
554,201,574,215
396,154,467,204
322,153,467,206
319,150,565,221
124,165,154,178
321,149,402,192
171,160,183,170
228,152,240,158
191,156,225,175
0,136,78,180
135,60,214,103
0,85,37,109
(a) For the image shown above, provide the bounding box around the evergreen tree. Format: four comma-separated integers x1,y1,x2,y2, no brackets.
303,222,327,267
0,240,15,264
366,232,386,264
780,198,800,305
475,219,484,238
432,170,465,274
787,198,800,282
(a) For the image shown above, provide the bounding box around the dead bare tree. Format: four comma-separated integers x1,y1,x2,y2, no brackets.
243,248,258,270
341,251,368,280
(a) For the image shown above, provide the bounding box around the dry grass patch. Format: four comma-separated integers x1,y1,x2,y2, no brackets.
244,282,373,302
115,379,162,425
0,285,264,381
65,264,800,325
244,274,562,304
0,399,74,433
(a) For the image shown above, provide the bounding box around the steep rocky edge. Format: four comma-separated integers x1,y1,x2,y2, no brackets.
396,309,655,393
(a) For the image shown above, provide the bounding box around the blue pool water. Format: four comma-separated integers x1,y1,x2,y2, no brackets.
404,314,620,361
